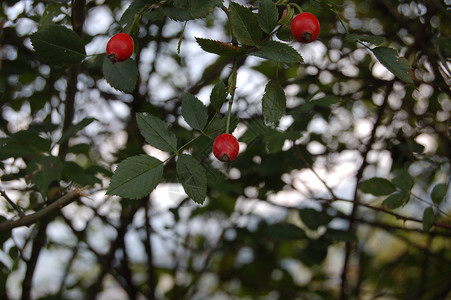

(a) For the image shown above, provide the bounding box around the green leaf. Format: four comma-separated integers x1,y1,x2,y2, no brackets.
309,0,341,13
62,161,101,186
39,3,64,28
86,165,113,178
383,191,409,209
422,206,435,232
264,130,286,153
265,222,306,242
0,144,37,160
58,118,96,145
312,95,339,106
176,154,207,204
181,93,208,131
162,7,193,21
119,0,149,32
230,2,262,46
346,33,385,45
67,143,91,154
325,228,357,242
262,80,286,125
205,116,239,139
12,130,51,151
102,56,138,93
392,169,414,191
371,46,414,84
195,37,245,57
359,177,396,196
0,130,52,160
276,23,294,42
30,25,86,65
136,113,178,153
189,0,222,18
431,183,448,205
258,40,303,64
143,10,166,22
26,155,63,196
210,81,228,111
258,0,279,34
299,237,330,266
299,208,332,230
0,260,10,296
239,118,270,143
107,155,163,199
437,37,451,58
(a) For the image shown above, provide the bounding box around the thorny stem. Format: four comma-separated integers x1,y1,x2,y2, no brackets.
331,198,451,231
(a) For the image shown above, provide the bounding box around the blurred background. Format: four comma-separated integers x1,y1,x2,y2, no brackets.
0,0,450,299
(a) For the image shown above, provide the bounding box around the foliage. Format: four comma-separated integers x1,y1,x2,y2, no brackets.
0,0,450,299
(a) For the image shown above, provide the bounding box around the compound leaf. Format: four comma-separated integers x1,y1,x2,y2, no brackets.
107,155,163,199
58,118,97,145
265,222,306,242
102,56,138,93
346,33,385,45
359,177,396,196
176,154,207,204
210,81,228,111
26,155,63,197
422,206,435,232
196,37,245,57
258,40,303,64
383,191,409,209
30,24,86,65
230,2,262,46
181,93,208,131
372,46,414,84
262,80,286,125
392,169,414,192
431,183,448,205
136,113,178,153
258,0,278,34
299,208,332,230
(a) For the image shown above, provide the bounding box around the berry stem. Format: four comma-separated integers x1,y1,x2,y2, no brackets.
226,58,238,134
177,22,187,54
290,3,303,14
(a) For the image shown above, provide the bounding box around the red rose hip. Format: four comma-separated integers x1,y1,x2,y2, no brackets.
213,133,239,162
106,33,134,63
291,12,320,43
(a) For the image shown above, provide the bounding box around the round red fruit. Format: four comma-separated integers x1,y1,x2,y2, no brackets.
291,12,320,43
213,133,239,162
106,33,134,63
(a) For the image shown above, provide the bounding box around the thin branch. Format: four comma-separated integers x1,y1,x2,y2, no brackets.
340,81,393,300
85,204,140,300
0,189,25,217
144,199,157,300
340,213,451,239
329,198,451,231
22,218,49,300
0,188,85,232
293,144,339,200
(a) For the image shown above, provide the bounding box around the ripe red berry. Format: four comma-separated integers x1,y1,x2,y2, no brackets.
213,133,239,162
290,12,320,43
106,33,134,63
